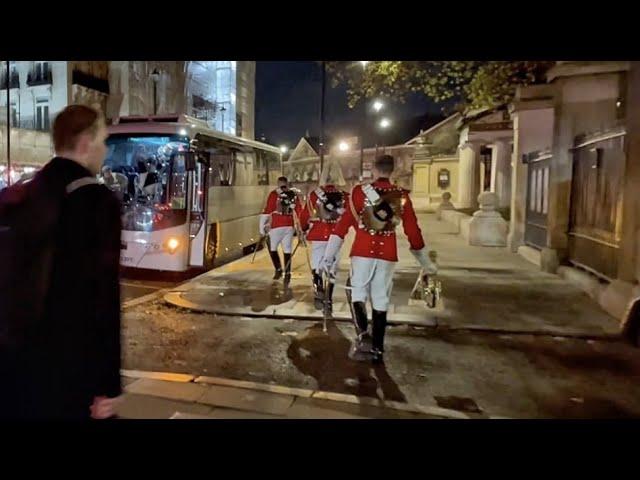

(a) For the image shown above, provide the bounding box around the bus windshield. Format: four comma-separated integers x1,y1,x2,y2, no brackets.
103,134,190,232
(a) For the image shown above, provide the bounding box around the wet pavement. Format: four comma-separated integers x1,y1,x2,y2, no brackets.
123,299,640,419
120,213,635,418
163,214,620,336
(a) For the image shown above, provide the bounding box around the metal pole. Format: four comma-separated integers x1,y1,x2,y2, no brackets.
6,60,11,187
359,99,365,180
153,81,157,115
319,61,326,174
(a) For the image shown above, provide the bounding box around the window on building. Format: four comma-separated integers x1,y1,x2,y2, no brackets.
35,61,49,79
215,66,232,102
10,103,17,126
36,101,50,131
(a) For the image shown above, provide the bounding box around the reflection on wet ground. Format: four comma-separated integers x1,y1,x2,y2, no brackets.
287,321,407,403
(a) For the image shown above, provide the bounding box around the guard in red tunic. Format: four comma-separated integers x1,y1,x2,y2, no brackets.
259,176,303,285
299,183,348,314
322,155,438,364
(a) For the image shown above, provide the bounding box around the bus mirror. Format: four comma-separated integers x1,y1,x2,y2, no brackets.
197,152,211,167
185,152,197,171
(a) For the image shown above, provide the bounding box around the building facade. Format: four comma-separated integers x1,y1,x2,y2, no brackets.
0,61,110,177
107,61,255,139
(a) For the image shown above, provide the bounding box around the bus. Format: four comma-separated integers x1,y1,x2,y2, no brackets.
105,114,282,272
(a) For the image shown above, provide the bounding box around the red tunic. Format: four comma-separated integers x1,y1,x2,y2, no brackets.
299,185,349,242
331,178,425,262
262,188,303,229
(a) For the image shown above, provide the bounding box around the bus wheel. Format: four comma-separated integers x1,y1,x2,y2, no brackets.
204,225,217,270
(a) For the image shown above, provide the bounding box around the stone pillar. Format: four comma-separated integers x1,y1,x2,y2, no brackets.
544,80,573,273
468,191,508,246
490,140,512,209
436,192,455,220
508,114,528,252
618,61,640,284
457,142,480,209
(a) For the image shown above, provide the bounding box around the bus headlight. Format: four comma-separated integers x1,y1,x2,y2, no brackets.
166,237,180,253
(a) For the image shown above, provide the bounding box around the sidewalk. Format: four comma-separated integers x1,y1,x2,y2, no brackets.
163,214,621,338
116,370,472,419
164,222,436,325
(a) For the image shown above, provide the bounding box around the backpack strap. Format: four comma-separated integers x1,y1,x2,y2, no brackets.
66,177,99,195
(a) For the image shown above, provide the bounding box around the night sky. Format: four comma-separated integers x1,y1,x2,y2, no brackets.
255,61,445,150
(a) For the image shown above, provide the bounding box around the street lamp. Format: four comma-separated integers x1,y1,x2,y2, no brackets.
338,141,350,152
150,68,160,115
280,145,289,154
378,118,391,154
360,61,369,68
373,100,384,113
219,105,227,132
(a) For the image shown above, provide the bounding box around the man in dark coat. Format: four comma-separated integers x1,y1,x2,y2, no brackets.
2,105,122,420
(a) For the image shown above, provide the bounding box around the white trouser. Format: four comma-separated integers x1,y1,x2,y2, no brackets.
268,226,294,254
311,240,339,275
349,256,396,312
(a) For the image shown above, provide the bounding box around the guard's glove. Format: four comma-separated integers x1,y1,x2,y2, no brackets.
259,214,271,236
319,234,343,276
411,247,438,276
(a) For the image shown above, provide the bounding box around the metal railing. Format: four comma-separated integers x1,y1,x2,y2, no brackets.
0,114,53,132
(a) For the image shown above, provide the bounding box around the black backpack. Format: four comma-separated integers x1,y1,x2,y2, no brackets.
0,172,98,352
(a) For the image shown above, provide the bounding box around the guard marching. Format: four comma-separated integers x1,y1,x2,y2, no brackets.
299,183,348,315
321,155,438,364
259,176,303,286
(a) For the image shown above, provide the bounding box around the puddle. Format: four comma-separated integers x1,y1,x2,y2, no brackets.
434,395,482,413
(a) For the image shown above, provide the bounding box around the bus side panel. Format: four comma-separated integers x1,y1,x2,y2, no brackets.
213,214,262,265
207,185,272,224
189,222,206,267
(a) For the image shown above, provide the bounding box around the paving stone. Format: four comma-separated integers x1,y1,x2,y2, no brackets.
198,384,295,416
195,375,314,398
285,397,367,419
125,378,207,403
206,408,281,419
117,393,212,419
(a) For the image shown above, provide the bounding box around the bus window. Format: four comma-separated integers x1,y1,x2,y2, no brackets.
266,152,282,184
192,161,206,213
105,134,189,231
255,150,268,185
169,153,187,209
212,151,235,186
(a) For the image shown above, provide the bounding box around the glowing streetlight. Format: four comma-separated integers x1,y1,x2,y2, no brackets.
280,145,289,154
379,118,391,129
373,100,384,112
360,61,369,68
338,141,350,152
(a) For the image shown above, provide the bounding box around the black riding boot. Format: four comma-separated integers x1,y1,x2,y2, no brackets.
349,302,372,361
269,250,282,280
312,272,324,310
283,253,292,285
323,282,335,317
371,309,388,364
